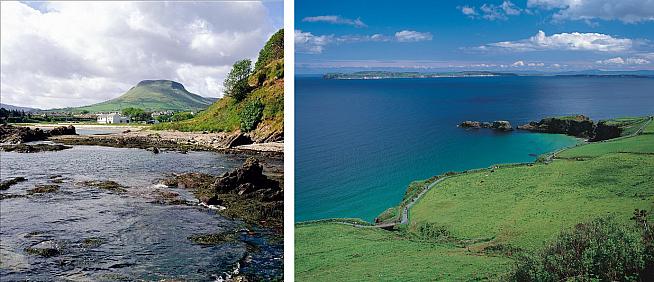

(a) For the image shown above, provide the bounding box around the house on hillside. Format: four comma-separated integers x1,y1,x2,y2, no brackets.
97,113,130,124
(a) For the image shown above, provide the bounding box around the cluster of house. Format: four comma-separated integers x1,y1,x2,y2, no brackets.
96,113,130,124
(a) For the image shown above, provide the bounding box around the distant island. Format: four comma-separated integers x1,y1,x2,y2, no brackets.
323,70,654,80
323,71,518,79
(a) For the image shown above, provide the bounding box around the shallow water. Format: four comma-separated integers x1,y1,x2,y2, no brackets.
0,145,283,280
295,75,654,221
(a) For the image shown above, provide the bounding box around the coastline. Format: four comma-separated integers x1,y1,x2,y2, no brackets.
15,123,283,155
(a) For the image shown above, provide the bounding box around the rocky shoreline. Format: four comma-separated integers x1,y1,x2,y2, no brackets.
459,115,628,141
49,128,283,156
160,157,283,229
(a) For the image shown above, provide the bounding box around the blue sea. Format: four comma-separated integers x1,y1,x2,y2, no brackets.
295,75,654,222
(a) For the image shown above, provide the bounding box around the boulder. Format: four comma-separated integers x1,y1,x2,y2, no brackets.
225,132,253,148
24,241,62,257
48,125,76,136
0,177,27,190
491,121,513,131
210,157,280,199
0,125,49,144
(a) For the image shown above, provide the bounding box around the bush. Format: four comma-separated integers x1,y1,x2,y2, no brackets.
254,29,283,72
239,99,264,132
511,216,650,281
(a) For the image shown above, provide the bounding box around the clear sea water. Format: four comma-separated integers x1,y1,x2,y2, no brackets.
295,75,654,222
0,145,283,280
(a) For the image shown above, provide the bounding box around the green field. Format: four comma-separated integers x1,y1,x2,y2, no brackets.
296,117,654,281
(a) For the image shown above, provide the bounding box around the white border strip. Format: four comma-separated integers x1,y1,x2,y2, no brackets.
283,0,295,279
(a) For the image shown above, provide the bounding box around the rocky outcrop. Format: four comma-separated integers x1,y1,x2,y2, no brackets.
0,177,27,190
591,121,622,141
517,115,595,138
0,125,76,144
458,120,513,131
1,144,72,153
48,125,76,136
0,125,49,144
162,157,282,228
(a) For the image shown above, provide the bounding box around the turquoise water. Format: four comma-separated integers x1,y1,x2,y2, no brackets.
295,76,654,222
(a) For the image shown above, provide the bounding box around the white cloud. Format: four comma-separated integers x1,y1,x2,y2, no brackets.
0,1,279,109
483,30,633,52
394,30,433,42
295,30,333,54
302,15,367,28
595,57,651,65
295,30,432,54
461,1,522,20
459,6,478,17
512,60,525,66
527,0,654,23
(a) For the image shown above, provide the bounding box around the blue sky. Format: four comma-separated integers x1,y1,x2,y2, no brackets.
295,0,654,73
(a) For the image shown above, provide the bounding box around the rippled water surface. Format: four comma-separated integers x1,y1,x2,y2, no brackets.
0,145,283,280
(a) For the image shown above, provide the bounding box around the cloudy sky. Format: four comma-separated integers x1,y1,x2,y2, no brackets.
1,1,282,109
295,0,654,73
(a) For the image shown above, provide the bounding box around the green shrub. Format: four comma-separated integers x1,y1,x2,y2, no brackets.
239,99,264,132
254,29,283,72
511,216,650,281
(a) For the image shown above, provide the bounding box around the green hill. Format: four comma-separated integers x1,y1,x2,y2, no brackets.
296,116,654,281
64,80,216,113
153,29,284,142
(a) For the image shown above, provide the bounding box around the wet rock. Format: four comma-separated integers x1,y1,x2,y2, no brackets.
188,232,238,245
0,177,27,190
27,184,60,194
210,158,280,198
48,125,76,136
24,241,62,257
459,121,482,128
0,194,27,200
152,190,188,205
491,120,513,131
80,180,127,193
147,147,160,154
81,237,104,248
0,125,49,144
161,172,214,190
1,144,72,153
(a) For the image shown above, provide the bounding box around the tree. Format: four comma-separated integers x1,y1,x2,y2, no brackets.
170,112,194,122
223,59,252,101
122,107,149,121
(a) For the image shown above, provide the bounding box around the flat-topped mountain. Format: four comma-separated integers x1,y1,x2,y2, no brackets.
66,80,216,113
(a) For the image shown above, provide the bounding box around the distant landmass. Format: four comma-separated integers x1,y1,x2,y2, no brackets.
0,103,41,112
323,70,654,80
324,71,518,79
59,80,217,113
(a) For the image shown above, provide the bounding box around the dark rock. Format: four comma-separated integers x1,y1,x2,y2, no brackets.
161,172,214,190
25,241,62,257
0,125,49,144
0,177,27,190
80,180,127,193
491,120,513,131
210,157,280,199
459,120,512,131
518,115,594,138
226,133,253,148
48,125,76,136
591,121,622,141
188,232,237,245
1,144,72,153
459,121,482,128
27,184,60,194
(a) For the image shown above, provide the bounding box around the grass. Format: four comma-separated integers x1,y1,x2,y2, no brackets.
601,116,651,136
295,116,654,281
295,223,512,281
153,59,283,136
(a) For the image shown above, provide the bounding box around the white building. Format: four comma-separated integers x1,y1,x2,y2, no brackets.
97,113,130,124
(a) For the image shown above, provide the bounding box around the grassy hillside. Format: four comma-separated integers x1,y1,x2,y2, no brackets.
296,117,654,281
153,29,284,141
63,80,215,113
